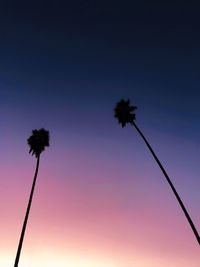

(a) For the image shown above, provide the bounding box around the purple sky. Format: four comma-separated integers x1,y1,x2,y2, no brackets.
0,1,199,266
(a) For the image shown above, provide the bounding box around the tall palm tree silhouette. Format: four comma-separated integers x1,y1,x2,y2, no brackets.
14,128,50,267
114,99,200,245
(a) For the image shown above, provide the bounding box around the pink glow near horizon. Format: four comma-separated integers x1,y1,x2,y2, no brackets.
0,144,200,267
0,130,199,267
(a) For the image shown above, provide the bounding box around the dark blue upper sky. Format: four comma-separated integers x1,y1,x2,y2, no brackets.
1,1,200,83
0,0,200,140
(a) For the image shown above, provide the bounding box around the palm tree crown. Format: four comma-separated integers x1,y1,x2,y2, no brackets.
114,99,137,127
27,128,49,158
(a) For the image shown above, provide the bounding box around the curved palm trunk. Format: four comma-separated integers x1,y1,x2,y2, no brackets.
132,121,200,245
14,155,40,267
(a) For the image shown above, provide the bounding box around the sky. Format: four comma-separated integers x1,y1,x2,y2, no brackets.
0,1,200,266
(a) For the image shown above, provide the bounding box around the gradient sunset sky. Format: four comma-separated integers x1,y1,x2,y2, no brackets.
0,1,200,266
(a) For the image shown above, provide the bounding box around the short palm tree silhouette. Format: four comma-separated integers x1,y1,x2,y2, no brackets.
14,128,49,267
114,99,200,245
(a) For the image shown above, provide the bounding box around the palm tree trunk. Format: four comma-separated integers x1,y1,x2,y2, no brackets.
14,155,40,267
132,121,200,245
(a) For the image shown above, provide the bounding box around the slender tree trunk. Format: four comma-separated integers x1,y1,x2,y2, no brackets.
14,155,40,267
132,121,200,245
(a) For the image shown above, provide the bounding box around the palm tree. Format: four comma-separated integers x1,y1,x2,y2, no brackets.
114,99,200,245
14,128,50,267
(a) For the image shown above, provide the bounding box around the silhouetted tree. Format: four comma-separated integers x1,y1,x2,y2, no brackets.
14,128,50,267
114,99,200,245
